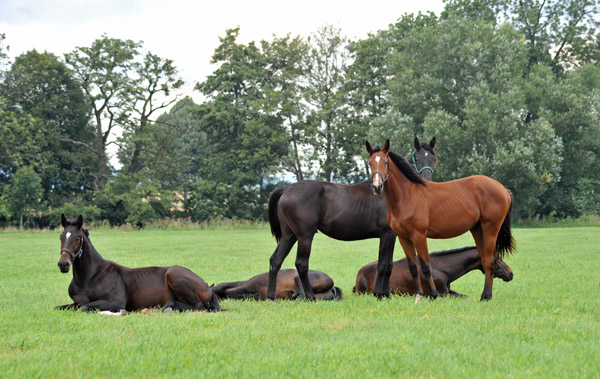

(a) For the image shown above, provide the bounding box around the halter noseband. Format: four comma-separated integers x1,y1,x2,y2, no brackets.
412,151,435,174
61,238,84,261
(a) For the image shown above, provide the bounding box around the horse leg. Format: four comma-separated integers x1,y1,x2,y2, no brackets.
295,234,316,300
166,267,219,311
412,235,438,299
480,223,502,301
267,231,297,300
471,223,497,301
55,303,78,310
373,231,395,299
398,237,424,301
79,299,124,312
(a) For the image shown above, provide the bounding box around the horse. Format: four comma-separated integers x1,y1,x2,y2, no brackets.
56,214,220,312
366,139,516,301
353,246,513,297
267,137,437,300
212,269,342,301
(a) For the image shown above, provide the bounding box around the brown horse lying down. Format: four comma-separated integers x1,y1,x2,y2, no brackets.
354,246,513,297
56,214,220,312
213,269,342,300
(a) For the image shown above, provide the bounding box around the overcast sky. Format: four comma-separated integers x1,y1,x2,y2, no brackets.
1,0,445,99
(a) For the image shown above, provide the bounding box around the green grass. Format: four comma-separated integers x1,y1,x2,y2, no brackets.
1,226,598,377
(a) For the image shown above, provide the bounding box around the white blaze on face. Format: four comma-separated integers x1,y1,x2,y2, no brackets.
65,232,72,243
372,156,382,187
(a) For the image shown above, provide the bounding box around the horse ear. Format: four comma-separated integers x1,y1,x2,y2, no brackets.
383,139,390,153
61,214,67,228
76,215,83,229
414,137,420,150
365,140,373,154
429,137,436,149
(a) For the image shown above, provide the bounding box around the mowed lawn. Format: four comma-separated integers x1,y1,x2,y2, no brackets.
0,225,598,377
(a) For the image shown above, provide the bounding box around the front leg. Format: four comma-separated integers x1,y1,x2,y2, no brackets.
79,299,125,312
55,303,79,311
398,237,424,301
373,232,396,299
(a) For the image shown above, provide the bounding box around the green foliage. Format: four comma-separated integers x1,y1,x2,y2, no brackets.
1,50,96,205
0,167,43,228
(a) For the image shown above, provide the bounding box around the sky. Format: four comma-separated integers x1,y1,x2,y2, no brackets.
1,0,446,101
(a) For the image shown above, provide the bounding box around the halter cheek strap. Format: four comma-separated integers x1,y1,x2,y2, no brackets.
412,152,435,174
371,157,389,184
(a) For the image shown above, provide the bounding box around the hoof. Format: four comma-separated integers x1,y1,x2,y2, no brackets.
162,307,173,314
415,294,424,304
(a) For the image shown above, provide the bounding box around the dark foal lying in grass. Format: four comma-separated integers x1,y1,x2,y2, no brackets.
56,214,220,313
353,246,513,297
213,269,342,300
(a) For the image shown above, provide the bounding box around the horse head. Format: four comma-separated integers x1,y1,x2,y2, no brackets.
58,214,85,273
412,137,437,181
493,256,514,282
365,139,390,195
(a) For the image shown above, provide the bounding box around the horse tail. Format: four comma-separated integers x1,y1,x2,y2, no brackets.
496,192,517,259
268,187,285,242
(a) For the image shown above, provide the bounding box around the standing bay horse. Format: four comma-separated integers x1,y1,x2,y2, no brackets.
353,246,514,297
267,137,437,300
366,139,516,301
56,214,220,312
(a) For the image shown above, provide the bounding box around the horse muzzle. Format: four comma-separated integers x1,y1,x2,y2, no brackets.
372,183,383,195
58,252,72,273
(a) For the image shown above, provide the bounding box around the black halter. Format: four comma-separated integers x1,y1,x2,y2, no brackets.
61,238,84,261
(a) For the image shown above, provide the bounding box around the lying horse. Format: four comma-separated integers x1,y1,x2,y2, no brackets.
56,214,220,312
354,246,513,296
213,269,342,300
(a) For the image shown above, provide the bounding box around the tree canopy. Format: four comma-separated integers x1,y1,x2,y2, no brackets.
1,0,599,227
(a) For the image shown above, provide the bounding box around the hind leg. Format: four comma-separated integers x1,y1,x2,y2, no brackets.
295,234,316,300
267,228,297,300
471,223,498,301
166,267,219,311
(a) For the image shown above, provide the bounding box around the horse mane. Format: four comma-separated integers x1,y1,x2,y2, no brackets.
388,151,425,185
429,246,476,257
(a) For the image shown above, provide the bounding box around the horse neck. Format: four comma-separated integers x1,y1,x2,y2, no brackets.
434,249,482,283
382,159,413,209
72,234,108,283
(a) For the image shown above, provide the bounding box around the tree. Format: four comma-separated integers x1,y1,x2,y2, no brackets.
193,28,289,219
1,167,43,229
64,35,141,190
304,24,358,182
118,51,184,175
384,11,563,217
2,50,96,205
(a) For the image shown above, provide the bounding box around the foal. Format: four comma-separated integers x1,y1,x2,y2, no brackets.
56,214,220,312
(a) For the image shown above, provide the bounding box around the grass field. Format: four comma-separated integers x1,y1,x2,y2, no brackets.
1,225,598,377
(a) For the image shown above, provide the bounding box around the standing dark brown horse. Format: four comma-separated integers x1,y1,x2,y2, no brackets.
56,214,220,312
366,139,516,301
354,246,514,296
267,138,437,300
213,269,342,300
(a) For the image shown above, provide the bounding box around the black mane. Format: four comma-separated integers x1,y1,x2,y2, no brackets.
388,151,425,185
